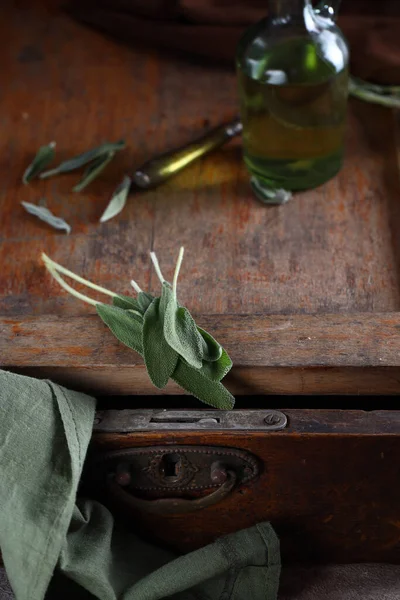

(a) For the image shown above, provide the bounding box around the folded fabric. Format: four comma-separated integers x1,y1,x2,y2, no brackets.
3,560,400,599
0,371,281,600
69,0,400,84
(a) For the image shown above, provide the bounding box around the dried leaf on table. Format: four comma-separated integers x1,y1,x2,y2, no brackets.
349,76,400,108
40,140,125,179
99,175,131,222
73,152,115,192
22,142,56,184
22,201,71,234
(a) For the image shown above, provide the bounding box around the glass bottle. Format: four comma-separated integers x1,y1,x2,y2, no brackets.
236,0,349,200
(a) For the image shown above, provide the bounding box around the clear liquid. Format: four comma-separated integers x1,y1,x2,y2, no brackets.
237,37,349,196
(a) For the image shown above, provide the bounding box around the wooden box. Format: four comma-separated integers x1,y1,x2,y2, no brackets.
88,407,400,564
0,1,399,566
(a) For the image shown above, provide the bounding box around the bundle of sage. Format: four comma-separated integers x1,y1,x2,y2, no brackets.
42,248,234,409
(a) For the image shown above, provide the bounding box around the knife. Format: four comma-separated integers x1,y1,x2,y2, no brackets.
132,117,242,189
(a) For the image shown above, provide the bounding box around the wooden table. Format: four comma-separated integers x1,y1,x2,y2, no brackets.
1,0,400,398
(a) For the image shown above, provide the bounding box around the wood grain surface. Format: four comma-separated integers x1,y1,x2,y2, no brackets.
89,409,400,564
3,313,400,394
1,1,400,395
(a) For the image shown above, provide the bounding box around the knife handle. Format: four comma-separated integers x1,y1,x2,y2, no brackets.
133,117,242,189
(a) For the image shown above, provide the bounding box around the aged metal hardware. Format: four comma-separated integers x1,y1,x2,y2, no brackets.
93,409,287,432
87,445,260,515
107,468,237,515
89,445,260,492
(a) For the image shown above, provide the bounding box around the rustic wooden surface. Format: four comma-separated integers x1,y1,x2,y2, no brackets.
89,409,400,564
1,1,400,395
3,313,400,395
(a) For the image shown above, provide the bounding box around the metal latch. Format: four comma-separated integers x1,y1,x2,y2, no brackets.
94,409,287,432
87,445,262,515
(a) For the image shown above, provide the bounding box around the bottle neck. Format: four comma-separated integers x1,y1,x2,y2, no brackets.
269,0,308,19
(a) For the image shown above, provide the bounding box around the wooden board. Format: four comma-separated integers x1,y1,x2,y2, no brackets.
89,408,400,564
1,1,400,395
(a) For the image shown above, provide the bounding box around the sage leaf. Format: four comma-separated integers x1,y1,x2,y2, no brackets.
73,152,115,192
113,294,142,312
21,201,71,234
138,291,154,313
142,297,179,388
172,359,235,410
96,304,143,355
126,309,144,324
349,77,400,109
100,175,131,223
163,284,205,369
251,179,292,205
200,348,233,382
198,327,223,362
23,142,56,184
350,77,400,96
160,282,172,314
40,140,125,179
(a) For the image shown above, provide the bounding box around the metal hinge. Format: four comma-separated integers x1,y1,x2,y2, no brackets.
93,409,287,432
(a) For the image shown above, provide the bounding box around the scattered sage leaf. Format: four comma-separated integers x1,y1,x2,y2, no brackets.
142,297,179,388
22,142,56,184
113,294,142,312
73,151,115,192
349,77,400,109
350,76,400,96
40,139,125,179
138,291,154,313
163,284,205,369
21,201,71,234
100,175,132,223
96,304,143,355
199,348,233,382
172,359,235,410
251,179,293,205
198,327,223,362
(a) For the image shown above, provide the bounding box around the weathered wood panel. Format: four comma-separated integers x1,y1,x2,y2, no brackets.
1,2,400,319
1,1,400,395
89,409,400,563
3,313,400,394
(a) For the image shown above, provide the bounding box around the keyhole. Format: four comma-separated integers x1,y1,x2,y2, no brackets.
160,453,181,480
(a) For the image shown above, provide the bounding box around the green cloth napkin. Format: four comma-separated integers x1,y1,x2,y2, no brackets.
0,370,281,600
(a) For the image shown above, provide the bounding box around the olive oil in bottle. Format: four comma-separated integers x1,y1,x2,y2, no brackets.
236,1,349,200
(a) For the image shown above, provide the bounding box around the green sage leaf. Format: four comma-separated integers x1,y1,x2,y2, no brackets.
40,140,125,179
350,76,400,96
172,359,235,410
199,348,232,382
100,175,131,223
21,201,71,234
23,142,56,184
96,304,143,355
138,291,154,313
73,152,115,192
163,284,205,369
113,294,142,312
250,179,292,205
142,297,179,389
349,76,400,109
197,327,223,362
